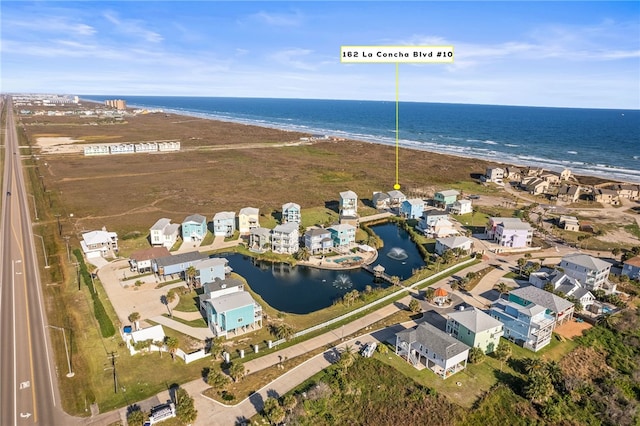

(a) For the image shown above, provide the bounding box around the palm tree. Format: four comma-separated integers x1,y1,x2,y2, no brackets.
525,373,554,404
165,289,177,317
229,361,246,383
495,341,512,372
165,336,179,361
517,258,527,275
337,344,355,374
263,397,285,425
296,246,310,261
185,266,197,289
128,311,140,326
153,340,165,358
425,287,436,303
281,394,297,414
494,282,510,299
450,281,460,293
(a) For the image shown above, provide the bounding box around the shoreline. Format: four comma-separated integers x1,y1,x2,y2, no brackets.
100,98,639,185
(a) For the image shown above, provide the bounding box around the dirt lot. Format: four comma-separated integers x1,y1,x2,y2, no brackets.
554,319,592,339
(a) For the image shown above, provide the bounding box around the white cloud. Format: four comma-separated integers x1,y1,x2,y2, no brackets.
103,11,163,43
249,10,304,27
269,48,318,71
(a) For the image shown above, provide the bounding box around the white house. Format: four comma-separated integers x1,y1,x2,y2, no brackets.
435,236,473,256
123,324,167,356
282,202,301,224
559,253,612,292
449,199,472,215
395,322,470,379
80,227,118,258
271,222,300,254
486,217,532,248
426,217,458,238
485,167,504,183
339,190,359,225
150,218,180,248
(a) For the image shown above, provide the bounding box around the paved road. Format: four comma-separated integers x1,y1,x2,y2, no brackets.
0,98,70,425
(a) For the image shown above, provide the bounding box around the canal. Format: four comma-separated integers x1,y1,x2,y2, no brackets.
221,223,425,314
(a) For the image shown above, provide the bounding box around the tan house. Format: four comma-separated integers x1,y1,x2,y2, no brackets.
557,184,581,203
521,177,549,195
540,172,561,185
559,215,580,232
592,188,620,205
616,184,640,200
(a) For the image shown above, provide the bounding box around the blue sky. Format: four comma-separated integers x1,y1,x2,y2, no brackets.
1,1,638,108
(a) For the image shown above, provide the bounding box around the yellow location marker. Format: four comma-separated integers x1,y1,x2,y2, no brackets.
340,45,454,189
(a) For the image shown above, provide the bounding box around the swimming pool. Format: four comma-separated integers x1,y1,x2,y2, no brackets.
332,256,363,264
602,306,613,314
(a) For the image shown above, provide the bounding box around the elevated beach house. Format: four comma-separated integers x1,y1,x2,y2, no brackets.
199,278,262,339
417,208,448,234
509,286,575,326
559,253,612,292
449,199,472,215
484,167,504,183
213,211,236,237
489,298,554,352
304,228,334,254
434,189,460,208
238,207,260,235
80,227,118,258
339,190,359,225
150,218,180,249
249,227,271,253
486,217,533,248
282,202,301,224
622,255,640,281
181,214,207,242
193,257,231,286
387,189,407,210
529,268,595,309
435,236,473,256
152,251,207,277
271,222,300,254
328,223,356,251
400,198,426,219
446,307,504,354
395,322,470,379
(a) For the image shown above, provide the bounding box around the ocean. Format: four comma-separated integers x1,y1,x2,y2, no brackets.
83,96,640,183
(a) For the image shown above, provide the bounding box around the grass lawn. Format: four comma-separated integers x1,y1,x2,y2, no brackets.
301,206,339,228
163,314,208,328
201,230,215,245
173,290,201,312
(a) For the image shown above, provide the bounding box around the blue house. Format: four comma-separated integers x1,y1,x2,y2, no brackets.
622,255,640,281
489,299,555,352
152,251,207,277
400,198,425,219
328,224,356,249
182,214,207,242
213,211,236,237
201,291,262,338
193,257,231,285
282,202,301,224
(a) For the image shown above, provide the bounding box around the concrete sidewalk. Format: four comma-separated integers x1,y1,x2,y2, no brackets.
149,315,214,340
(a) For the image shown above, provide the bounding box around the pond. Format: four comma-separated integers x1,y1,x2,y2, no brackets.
222,223,425,314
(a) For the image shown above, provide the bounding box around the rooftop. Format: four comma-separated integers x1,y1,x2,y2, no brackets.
202,277,244,294
510,285,574,314
625,255,640,268
562,253,611,271
448,307,503,333
150,218,172,231
239,207,259,216
436,189,460,197
129,246,171,262
153,251,207,268
183,213,206,224
213,211,235,221
396,322,470,359
340,190,358,199
207,291,256,313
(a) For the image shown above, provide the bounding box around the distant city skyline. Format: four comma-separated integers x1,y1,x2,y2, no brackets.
1,1,639,109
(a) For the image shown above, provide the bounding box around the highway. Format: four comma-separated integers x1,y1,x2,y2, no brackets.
0,97,67,425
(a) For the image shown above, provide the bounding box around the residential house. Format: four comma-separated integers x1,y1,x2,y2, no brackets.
489,299,555,352
529,268,595,309
435,236,473,256
540,172,561,185
616,184,640,200
506,166,524,181
372,192,391,209
622,256,640,280
304,228,334,254
157,141,180,151
152,251,207,277
485,167,504,183
213,211,236,237
559,215,580,232
486,217,533,248
417,208,448,233
249,227,271,252
200,278,244,303
339,190,359,225
434,189,460,208
557,184,580,203
84,145,110,156
395,322,470,379
446,307,504,354
282,202,301,224
449,199,472,215
150,218,180,249
271,223,300,254
134,142,158,153
110,143,135,154
80,227,118,258
592,188,620,205
238,207,260,235
129,247,171,273
328,223,356,250
521,177,549,195
123,324,166,356
509,286,575,326
200,286,262,338
400,198,425,219
387,190,407,209
182,214,207,242
193,257,231,285
560,168,572,181
428,218,458,238
559,253,612,292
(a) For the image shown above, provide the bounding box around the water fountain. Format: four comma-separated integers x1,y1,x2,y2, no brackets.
387,247,409,261
332,274,353,290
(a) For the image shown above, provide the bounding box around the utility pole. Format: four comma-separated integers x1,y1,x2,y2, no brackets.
54,213,62,236
105,352,119,393
28,194,38,221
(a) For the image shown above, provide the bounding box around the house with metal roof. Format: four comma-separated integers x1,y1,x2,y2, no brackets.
213,211,236,237
150,218,180,249
622,255,640,281
182,214,207,242
80,227,118,258
395,322,470,379
152,251,207,276
201,290,262,338
400,198,426,219
272,222,300,254
446,307,504,354
486,217,533,248
489,298,555,352
434,189,460,208
193,257,231,285
387,190,407,209
339,190,359,225
304,228,333,254
559,253,612,292
282,202,301,224
249,227,271,253
509,285,575,326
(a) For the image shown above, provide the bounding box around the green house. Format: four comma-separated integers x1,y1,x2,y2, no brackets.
446,307,504,354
